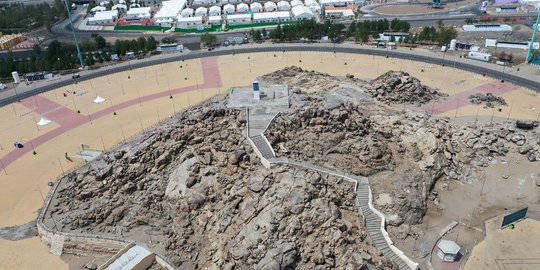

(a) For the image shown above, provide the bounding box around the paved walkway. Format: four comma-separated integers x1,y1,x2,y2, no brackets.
0,56,221,168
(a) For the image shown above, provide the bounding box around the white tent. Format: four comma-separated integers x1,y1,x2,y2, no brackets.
277,1,292,11
292,5,314,19
236,3,249,13
180,8,194,17
264,1,277,11
195,7,208,16
223,4,235,14
91,6,107,13
93,96,106,104
291,0,303,7
37,117,51,126
209,5,221,16
250,2,263,12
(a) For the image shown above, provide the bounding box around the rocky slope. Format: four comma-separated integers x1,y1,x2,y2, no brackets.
45,98,382,269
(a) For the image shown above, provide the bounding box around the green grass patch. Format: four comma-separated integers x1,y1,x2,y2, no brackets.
226,21,297,30
174,25,222,33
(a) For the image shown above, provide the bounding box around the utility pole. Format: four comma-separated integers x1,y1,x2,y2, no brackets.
64,0,84,68
525,12,540,64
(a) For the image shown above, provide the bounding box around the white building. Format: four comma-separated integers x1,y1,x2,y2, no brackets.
253,11,291,22
462,24,513,32
264,1,278,11
208,15,222,24
192,0,217,5
223,4,235,14
237,3,249,12
304,0,321,12
319,0,357,5
88,10,118,25
325,9,354,18
90,6,107,13
277,1,292,10
468,51,492,61
436,240,460,262
195,7,208,16
126,7,152,20
176,16,203,26
209,5,221,16
291,0,303,7
485,39,540,50
111,4,127,12
250,2,263,12
378,32,409,42
180,8,194,17
155,0,186,26
292,5,314,19
226,13,252,24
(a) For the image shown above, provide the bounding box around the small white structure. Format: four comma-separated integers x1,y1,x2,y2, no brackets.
91,6,107,13
292,5,314,19
193,0,216,5
304,0,321,12
264,1,277,11
277,0,292,10
462,24,513,32
468,51,492,61
208,15,222,24
437,240,460,262
180,7,194,17
223,4,235,14
103,245,155,270
111,3,127,12
88,10,118,25
325,9,354,18
291,0,303,7
226,13,252,24
250,2,263,12
485,39,540,50
12,71,20,83
209,5,221,16
450,39,457,50
37,117,51,126
93,96,106,104
237,3,249,13
378,32,409,42
126,7,152,20
319,0,356,5
195,7,208,16
176,16,203,26
253,11,291,22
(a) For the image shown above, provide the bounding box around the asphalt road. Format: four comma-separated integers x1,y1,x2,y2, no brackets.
1,44,538,107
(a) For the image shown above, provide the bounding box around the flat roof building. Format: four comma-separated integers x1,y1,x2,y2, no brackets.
126,7,152,20
253,11,291,22
226,13,252,24
462,24,513,32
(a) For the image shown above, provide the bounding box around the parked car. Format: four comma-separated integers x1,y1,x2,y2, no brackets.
0,83,6,90
72,74,80,79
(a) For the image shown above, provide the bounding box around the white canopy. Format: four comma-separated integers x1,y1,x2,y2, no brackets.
93,96,106,104
37,117,51,126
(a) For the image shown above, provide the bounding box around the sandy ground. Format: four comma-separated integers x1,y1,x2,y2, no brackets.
465,217,540,270
0,52,539,269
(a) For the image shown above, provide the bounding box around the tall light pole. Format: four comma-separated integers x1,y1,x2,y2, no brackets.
64,0,84,68
525,12,540,64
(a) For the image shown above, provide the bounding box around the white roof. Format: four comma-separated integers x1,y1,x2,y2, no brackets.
90,10,118,21
265,1,277,8
208,15,222,22
291,0,303,6
277,0,292,9
319,0,351,4
237,3,249,9
326,9,354,16
127,7,151,15
209,5,221,12
111,4,127,10
437,240,460,254
176,16,203,23
227,13,251,19
195,7,208,14
250,2,263,9
305,0,318,5
253,11,291,20
292,5,313,17
223,4,235,10
105,246,152,270
91,6,107,12
180,7,194,16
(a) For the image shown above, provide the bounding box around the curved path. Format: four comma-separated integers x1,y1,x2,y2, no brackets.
1,43,539,107
246,108,418,269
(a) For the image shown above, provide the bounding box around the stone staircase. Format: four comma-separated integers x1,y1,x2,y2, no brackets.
357,183,411,270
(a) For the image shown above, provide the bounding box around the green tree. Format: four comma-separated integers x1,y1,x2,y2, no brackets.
201,33,217,46
94,35,107,50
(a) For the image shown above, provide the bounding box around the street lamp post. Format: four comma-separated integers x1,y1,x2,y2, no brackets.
63,0,84,68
